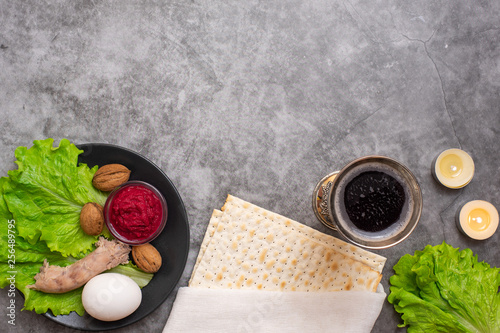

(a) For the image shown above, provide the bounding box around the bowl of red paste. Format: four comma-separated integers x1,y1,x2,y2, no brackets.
104,181,168,245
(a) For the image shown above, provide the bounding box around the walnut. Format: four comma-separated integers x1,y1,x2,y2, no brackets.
132,243,162,273
80,202,104,236
92,164,131,192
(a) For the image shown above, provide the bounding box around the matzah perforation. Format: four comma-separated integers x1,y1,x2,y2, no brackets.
189,195,385,293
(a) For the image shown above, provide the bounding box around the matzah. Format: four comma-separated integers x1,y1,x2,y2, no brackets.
189,209,223,285
189,195,385,292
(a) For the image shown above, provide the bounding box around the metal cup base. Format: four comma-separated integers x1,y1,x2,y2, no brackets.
312,171,339,230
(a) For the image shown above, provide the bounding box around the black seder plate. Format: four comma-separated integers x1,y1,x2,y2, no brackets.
43,143,190,331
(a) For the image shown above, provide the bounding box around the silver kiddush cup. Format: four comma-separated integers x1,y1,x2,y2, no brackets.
312,155,423,249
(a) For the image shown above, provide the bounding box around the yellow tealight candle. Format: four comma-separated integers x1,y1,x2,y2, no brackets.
457,200,499,240
432,148,474,188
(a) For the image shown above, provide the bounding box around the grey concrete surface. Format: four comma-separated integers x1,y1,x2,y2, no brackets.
1,0,499,332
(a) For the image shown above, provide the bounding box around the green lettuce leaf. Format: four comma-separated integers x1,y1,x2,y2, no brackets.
388,242,500,333
107,264,154,288
3,138,110,257
0,176,85,315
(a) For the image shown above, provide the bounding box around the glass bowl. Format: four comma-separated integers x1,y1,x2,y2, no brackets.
104,181,168,245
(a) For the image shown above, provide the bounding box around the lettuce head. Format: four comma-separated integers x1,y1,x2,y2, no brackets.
388,242,500,333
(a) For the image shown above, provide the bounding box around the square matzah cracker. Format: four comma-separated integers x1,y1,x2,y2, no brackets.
189,195,384,292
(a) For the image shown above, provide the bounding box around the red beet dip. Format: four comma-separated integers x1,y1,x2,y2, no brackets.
107,184,164,241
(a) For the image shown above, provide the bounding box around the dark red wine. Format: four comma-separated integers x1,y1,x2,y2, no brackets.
332,161,413,238
344,171,405,232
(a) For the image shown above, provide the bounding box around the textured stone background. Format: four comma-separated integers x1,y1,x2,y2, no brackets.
1,0,499,332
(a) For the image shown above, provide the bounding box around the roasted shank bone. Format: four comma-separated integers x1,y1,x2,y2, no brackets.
27,237,131,294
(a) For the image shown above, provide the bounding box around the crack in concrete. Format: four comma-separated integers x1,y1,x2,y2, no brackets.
401,33,462,149
343,0,382,45
438,189,464,242
331,104,386,149
473,27,500,36
343,0,405,45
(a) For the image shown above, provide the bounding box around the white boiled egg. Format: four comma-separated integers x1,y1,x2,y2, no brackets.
82,273,142,321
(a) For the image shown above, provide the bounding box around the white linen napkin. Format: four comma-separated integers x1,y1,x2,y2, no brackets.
163,286,386,333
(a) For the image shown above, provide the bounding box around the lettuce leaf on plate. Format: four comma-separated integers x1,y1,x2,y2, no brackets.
3,138,109,258
0,139,153,316
388,242,500,333
0,176,85,315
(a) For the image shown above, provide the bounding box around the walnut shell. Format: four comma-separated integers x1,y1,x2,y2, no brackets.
80,202,104,236
92,164,131,191
132,243,162,273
